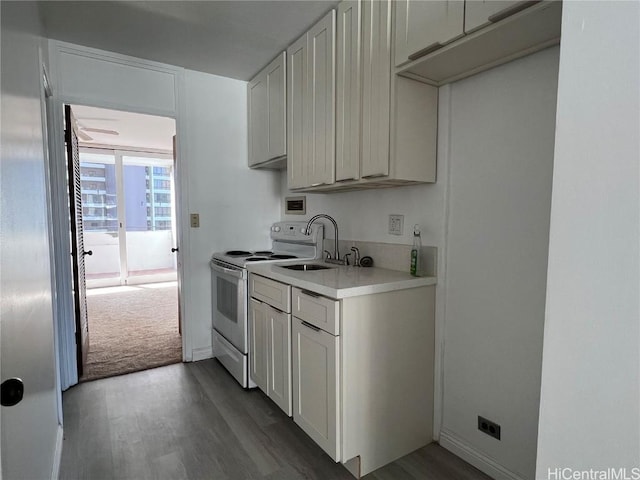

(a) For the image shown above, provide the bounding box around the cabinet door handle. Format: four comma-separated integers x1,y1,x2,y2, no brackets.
301,321,321,332
408,42,443,61
300,289,321,298
488,0,540,23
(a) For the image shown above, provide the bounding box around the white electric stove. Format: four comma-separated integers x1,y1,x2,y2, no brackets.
209,221,323,387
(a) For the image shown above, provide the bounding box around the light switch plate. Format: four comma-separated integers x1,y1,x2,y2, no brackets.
190,213,200,228
389,214,404,235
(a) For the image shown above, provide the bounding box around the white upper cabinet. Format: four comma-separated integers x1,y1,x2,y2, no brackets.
248,75,268,167
395,1,561,86
287,35,308,189
394,0,464,67
361,0,392,178
329,0,437,190
335,0,361,182
266,53,287,160
307,11,337,187
465,0,531,33
248,52,286,168
287,10,336,189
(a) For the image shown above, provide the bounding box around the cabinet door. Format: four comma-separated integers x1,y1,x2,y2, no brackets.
268,307,292,416
248,73,268,167
249,299,269,393
394,0,464,67
361,0,391,178
464,0,530,33
307,10,336,187
336,0,361,182
287,34,308,189
266,52,287,160
292,317,340,461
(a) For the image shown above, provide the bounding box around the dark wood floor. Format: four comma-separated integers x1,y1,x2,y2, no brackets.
59,359,491,480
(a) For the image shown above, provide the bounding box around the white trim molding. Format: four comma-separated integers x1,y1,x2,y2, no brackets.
191,346,213,362
439,430,526,480
51,425,64,480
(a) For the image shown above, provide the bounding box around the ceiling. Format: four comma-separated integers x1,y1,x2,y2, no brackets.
37,0,339,81
72,105,176,151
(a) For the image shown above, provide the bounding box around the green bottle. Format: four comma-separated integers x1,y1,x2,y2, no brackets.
410,224,421,276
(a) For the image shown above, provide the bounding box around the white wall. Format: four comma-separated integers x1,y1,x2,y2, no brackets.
440,47,559,480
281,176,446,249
182,69,281,357
536,2,640,475
282,47,559,480
0,2,60,477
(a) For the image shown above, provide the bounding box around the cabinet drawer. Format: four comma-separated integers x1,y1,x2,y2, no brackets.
292,287,339,335
250,274,291,313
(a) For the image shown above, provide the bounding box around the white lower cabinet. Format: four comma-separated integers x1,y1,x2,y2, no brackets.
249,298,269,393
292,317,340,461
267,306,292,414
249,297,292,416
248,273,435,478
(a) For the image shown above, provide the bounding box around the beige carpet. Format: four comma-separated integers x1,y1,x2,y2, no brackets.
82,282,182,382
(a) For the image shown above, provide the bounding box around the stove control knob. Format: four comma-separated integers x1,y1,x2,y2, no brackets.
273,226,281,232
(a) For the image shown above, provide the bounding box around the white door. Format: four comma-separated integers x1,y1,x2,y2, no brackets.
464,0,525,33
287,33,308,189
266,52,287,160
1,15,60,476
268,307,292,416
249,299,269,393
335,0,362,182
292,317,340,461
248,72,268,166
307,10,336,187
394,0,464,65
361,0,392,178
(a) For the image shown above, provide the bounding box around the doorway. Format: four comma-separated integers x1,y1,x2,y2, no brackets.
66,104,182,382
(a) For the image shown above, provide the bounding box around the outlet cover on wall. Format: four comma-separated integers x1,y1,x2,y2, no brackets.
388,214,404,235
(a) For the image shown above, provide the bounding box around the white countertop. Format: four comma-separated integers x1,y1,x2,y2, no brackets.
247,261,436,299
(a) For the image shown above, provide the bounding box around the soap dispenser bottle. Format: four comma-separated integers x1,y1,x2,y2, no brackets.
410,224,421,276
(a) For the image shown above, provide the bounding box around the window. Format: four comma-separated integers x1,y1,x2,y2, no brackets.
154,193,170,204
153,179,170,189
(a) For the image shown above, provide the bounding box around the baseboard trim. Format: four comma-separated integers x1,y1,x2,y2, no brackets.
439,430,526,480
191,346,213,362
51,424,64,480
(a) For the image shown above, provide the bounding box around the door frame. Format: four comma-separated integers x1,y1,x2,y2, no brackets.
48,51,193,391
49,101,188,388
47,40,194,390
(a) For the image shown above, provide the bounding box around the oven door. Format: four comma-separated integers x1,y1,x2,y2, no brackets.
210,261,247,354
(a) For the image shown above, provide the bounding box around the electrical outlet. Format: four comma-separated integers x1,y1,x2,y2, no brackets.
478,416,501,440
388,214,404,235
190,213,200,228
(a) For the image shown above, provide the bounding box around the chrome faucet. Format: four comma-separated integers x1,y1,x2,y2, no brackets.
305,214,344,265
350,246,361,267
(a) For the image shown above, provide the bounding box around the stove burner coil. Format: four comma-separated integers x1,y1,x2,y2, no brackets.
226,250,252,257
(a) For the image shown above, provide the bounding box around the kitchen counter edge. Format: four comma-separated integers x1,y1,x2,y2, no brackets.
246,262,437,299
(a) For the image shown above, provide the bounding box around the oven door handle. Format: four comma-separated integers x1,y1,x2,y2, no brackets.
210,261,245,279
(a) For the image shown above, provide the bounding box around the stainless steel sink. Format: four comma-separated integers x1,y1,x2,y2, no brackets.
281,264,332,271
